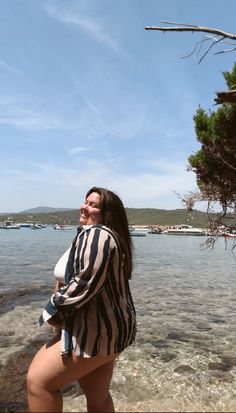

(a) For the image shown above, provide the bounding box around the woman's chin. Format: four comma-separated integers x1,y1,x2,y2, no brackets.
79,219,88,226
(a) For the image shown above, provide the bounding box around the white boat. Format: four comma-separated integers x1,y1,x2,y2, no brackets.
162,224,205,236
20,222,47,229
31,223,43,229
129,226,149,237
54,224,74,231
0,220,20,229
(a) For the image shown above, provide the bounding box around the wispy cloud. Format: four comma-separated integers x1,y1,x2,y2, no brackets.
44,3,130,58
0,104,80,132
0,113,65,130
2,159,198,209
68,146,93,155
0,95,145,140
0,59,21,75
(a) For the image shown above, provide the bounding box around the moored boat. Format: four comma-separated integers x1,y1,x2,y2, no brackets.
129,226,149,237
0,220,20,229
31,224,43,229
162,224,205,236
53,224,74,231
19,223,32,228
222,232,236,238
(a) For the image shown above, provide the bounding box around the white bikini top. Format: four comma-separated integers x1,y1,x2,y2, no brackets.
53,226,95,283
54,247,71,283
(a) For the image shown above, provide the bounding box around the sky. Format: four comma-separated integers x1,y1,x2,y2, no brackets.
0,0,235,212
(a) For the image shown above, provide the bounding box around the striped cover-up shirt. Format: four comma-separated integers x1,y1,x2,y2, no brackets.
39,224,136,357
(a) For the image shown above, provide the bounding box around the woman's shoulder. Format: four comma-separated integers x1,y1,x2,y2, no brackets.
82,225,118,245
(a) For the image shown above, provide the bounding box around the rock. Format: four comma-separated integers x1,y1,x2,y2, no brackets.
195,323,212,332
0,402,27,412
160,352,177,363
167,331,190,342
220,355,236,366
208,362,233,372
210,371,234,383
0,333,50,411
174,365,195,374
150,339,169,348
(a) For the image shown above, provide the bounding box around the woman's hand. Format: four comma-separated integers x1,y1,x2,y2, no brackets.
53,280,64,293
47,313,63,329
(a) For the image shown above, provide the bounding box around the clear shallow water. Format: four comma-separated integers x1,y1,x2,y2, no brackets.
1,228,236,412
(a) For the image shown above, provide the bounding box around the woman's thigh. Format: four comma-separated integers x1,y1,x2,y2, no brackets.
27,338,118,392
78,359,116,403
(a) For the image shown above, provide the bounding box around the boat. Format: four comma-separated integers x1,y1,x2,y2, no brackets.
129,226,149,237
162,224,205,236
19,222,46,229
148,226,162,234
0,220,20,229
31,223,43,229
222,232,236,238
19,223,32,228
53,224,74,231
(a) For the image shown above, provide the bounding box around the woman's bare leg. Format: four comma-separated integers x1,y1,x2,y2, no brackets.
27,337,118,412
78,359,116,412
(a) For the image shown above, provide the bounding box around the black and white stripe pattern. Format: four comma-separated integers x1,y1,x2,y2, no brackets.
39,225,136,357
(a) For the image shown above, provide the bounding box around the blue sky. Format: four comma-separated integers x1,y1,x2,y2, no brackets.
0,0,235,212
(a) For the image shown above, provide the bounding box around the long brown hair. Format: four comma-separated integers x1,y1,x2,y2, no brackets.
86,187,133,279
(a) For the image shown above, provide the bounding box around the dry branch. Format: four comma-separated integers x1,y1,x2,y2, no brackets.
145,21,236,41
145,21,236,63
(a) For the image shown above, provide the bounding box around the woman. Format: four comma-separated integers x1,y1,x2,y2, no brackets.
27,187,136,412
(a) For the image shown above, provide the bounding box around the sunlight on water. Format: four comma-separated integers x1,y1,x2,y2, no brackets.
0,228,236,411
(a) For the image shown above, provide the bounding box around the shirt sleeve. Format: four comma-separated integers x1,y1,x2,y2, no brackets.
39,227,115,326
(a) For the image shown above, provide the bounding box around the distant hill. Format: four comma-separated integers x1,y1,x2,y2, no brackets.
1,206,235,228
126,207,210,227
19,206,75,214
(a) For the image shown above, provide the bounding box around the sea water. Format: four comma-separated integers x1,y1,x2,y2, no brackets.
0,228,236,412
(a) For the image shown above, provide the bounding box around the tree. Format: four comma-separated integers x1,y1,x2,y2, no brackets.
145,22,236,227
188,64,236,217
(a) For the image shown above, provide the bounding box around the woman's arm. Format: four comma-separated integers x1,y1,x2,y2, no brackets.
53,227,115,307
39,227,116,326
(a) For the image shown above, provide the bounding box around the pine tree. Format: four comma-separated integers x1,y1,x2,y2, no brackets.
188,63,236,214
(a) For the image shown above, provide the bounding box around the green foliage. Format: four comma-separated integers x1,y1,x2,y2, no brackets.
188,63,236,211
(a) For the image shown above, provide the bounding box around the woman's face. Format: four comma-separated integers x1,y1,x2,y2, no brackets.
80,192,102,226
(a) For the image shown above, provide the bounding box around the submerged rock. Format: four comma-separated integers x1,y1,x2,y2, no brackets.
220,355,236,367
208,362,233,372
150,339,169,348
210,370,234,383
0,332,50,412
167,331,190,342
174,365,195,374
160,352,177,363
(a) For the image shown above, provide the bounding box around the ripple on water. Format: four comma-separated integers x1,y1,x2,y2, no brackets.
1,231,236,411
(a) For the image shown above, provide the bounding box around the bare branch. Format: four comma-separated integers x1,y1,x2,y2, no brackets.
215,47,236,55
145,21,236,63
197,36,225,64
160,21,200,28
180,37,210,59
145,21,236,41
